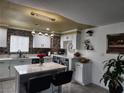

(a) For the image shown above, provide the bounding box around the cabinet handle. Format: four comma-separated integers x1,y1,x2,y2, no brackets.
76,64,80,66
8,66,10,70
0,62,4,64
20,61,25,62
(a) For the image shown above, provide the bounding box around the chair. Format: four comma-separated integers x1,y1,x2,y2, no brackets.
26,75,52,93
52,71,73,86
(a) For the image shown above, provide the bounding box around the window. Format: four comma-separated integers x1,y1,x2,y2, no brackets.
10,35,29,52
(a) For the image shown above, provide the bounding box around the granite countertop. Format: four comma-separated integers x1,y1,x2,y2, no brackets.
52,54,73,58
14,62,67,75
0,56,39,61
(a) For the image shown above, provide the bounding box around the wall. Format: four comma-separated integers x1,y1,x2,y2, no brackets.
81,22,124,90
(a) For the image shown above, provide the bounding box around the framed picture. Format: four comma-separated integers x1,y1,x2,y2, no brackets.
107,33,124,53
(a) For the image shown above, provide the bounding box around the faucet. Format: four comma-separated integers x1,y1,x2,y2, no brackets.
17,49,22,58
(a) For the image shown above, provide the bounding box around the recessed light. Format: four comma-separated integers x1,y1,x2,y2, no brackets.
46,28,50,31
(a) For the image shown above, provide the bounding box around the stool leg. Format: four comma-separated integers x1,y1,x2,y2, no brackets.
51,84,54,93
58,86,62,93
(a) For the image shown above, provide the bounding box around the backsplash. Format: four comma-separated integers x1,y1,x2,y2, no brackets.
0,28,60,54
0,47,8,54
51,36,60,52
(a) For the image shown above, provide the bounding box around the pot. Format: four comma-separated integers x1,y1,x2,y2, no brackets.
109,85,123,93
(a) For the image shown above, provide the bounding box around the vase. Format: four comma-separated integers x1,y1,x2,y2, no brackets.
39,58,44,64
109,85,123,93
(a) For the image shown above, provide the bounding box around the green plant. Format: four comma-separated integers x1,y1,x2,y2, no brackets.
100,55,124,93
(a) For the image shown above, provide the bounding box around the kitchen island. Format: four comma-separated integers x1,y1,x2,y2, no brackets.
15,62,67,93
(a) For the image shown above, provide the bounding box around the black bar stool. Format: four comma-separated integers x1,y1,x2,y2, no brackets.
52,71,73,93
26,75,52,93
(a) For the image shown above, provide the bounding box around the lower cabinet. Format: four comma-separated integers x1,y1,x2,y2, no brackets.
73,62,92,85
0,60,10,79
10,59,32,77
0,59,32,80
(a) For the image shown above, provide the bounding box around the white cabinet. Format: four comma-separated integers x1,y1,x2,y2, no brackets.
10,59,32,77
73,62,91,85
10,60,21,78
33,34,50,48
60,30,81,50
0,27,7,47
0,58,32,79
0,60,10,79
74,62,83,83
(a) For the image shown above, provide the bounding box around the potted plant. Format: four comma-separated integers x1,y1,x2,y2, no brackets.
100,54,124,93
37,53,47,64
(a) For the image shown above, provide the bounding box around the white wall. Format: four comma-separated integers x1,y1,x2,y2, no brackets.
81,22,124,90
0,27,7,47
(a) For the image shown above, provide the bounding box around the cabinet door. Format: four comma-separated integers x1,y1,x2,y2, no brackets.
10,59,32,77
0,61,10,79
73,62,83,83
10,60,21,78
18,59,32,65
0,28,7,47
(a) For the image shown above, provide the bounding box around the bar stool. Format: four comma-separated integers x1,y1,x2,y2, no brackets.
52,71,73,93
26,75,52,93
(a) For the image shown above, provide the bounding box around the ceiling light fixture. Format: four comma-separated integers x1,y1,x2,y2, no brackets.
31,30,36,35
31,12,56,22
38,32,43,35
50,33,54,37
44,33,48,36
31,29,55,37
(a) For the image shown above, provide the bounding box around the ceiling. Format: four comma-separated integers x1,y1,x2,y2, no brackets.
0,0,93,33
7,0,124,26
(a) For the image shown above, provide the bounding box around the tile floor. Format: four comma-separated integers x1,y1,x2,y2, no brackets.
0,79,108,93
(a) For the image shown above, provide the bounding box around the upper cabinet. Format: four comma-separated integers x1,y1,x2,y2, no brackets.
60,29,81,56
0,28,7,47
33,34,51,48
60,30,81,50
